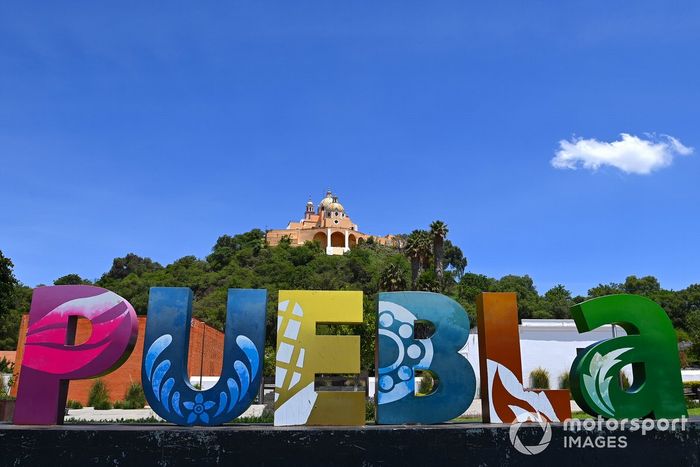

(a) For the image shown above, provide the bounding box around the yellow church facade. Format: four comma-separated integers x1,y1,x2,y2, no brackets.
266,190,396,255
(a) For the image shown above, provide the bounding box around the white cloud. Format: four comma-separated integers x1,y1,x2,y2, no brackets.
551,133,693,175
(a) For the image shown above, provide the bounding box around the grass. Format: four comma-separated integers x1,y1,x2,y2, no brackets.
563,409,700,419
452,413,599,422
66,416,164,424
560,410,700,419
60,408,700,425
65,414,273,424
452,408,700,423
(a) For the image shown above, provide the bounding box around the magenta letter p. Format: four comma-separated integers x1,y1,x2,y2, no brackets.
14,286,138,424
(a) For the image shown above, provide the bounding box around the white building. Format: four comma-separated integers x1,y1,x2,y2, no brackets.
460,319,628,392
369,319,631,398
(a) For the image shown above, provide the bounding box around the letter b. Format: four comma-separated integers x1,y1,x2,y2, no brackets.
375,292,476,424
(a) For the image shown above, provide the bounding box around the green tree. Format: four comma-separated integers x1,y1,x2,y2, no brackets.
442,240,467,280
0,284,31,350
492,275,543,319
0,250,17,321
678,284,700,329
429,220,449,284
542,285,573,319
587,282,623,297
622,275,661,296
404,234,421,289
54,274,91,285
686,310,700,364
417,231,432,274
100,253,163,282
651,289,685,328
206,230,267,270
0,251,20,349
457,273,495,303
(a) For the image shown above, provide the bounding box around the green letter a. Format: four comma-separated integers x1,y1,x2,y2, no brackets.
570,294,686,419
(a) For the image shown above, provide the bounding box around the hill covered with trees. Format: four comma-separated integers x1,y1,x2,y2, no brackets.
1,222,700,371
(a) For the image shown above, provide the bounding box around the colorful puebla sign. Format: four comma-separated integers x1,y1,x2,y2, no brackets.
376,292,475,424
11,286,687,426
476,292,571,423
142,288,266,426
274,291,364,426
14,286,138,425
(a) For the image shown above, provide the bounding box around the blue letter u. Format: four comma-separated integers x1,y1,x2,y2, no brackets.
142,287,266,426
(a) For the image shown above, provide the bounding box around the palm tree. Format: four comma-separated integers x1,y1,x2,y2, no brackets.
379,263,407,291
430,221,449,283
416,230,433,274
405,234,421,289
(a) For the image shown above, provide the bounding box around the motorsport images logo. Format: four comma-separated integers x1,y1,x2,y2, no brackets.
508,413,688,455
508,414,552,455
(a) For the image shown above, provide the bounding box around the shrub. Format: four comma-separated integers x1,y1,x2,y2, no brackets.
417,370,438,395
233,414,273,424
684,380,700,404
113,401,140,410
261,402,274,420
619,372,631,390
365,398,375,422
684,381,700,394
529,368,550,389
66,400,83,409
416,270,440,293
0,378,11,401
93,400,112,410
88,379,112,410
0,356,14,374
124,382,146,409
558,371,570,390
418,376,431,395
263,346,276,377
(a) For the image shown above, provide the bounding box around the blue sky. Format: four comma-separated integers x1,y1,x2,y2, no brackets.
1,1,699,295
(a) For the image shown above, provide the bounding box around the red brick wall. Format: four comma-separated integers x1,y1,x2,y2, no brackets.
11,316,224,405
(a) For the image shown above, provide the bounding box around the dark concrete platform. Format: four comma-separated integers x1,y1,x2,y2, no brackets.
1,419,699,466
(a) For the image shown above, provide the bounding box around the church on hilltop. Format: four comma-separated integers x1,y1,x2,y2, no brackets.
266,190,396,255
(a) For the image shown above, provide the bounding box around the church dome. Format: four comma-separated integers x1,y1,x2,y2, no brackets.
328,194,345,215
329,201,344,212
319,190,334,209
